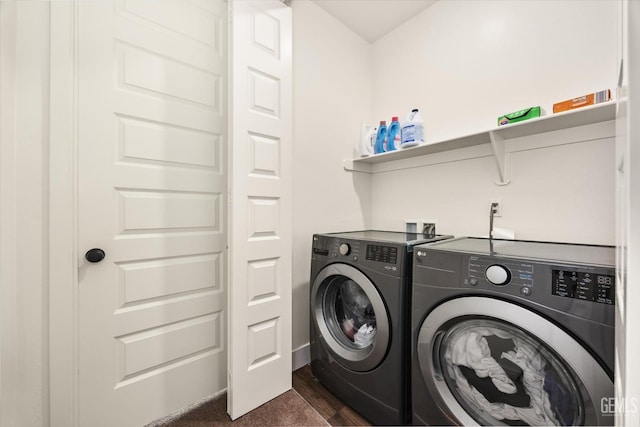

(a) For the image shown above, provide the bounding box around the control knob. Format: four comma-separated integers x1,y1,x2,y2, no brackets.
339,243,351,256
485,264,511,286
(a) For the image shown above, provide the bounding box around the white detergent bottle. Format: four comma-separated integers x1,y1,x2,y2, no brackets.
359,124,376,157
401,108,424,148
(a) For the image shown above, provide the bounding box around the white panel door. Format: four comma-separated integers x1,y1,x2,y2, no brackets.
228,0,292,419
615,1,640,425
77,1,227,425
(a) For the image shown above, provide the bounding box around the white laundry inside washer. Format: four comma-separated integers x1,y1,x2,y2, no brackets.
441,320,580,426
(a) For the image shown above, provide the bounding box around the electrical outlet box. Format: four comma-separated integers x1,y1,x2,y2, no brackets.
405,220,418,234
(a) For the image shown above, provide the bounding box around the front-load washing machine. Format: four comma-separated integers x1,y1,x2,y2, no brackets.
310,230,453,425
411,237,615,426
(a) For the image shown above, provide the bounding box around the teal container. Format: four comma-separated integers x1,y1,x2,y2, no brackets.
386,117,400,151
374,121,387,154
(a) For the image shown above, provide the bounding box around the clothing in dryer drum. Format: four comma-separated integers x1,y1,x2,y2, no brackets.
334,280,377,348
312,264,390,372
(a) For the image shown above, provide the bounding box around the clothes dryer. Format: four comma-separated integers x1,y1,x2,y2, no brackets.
310,230,453,426
411,237,615,426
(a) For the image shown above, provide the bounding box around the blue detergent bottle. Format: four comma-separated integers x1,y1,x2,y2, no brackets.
386,116,400,151
374,120,387,154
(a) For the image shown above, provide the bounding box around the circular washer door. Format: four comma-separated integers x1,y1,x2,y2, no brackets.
417,296,612,426
311,263,390,372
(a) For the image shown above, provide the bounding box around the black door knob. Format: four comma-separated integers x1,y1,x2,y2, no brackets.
85,248,106,263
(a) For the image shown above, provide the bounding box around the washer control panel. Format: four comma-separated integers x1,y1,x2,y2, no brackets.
414,238,615,320
467,256,534,288
551,268,615,305
463,256,615,304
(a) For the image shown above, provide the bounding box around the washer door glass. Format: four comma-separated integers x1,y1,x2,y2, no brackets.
417,297,613,427
439,319,582,426
312,264,389,372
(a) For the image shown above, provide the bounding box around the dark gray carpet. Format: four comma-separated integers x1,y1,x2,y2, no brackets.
150,390,329,427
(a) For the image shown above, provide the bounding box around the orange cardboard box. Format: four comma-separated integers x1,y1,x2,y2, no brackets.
553,89,611,113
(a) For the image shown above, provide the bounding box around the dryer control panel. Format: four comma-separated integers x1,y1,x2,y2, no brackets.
312,234,408,277
366,244,398,264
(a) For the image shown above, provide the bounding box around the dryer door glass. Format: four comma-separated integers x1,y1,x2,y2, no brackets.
330,279,377,348
311,264,390,372
438,319,582,426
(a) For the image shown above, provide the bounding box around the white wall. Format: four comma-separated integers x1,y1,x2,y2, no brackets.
291,0,373,353
373,0,618,141
370,0,618,245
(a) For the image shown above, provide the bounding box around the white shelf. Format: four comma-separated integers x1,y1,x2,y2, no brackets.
345,101,616,184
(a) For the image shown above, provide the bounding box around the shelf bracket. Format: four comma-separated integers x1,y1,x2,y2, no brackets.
343,159,372,173
489,130,510,185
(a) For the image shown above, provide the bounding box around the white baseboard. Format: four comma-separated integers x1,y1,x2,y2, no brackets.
292,343,310,371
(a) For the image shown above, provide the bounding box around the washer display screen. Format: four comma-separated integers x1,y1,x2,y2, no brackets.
551,269,615,305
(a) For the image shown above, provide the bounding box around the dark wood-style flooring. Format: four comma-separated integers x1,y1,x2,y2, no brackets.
293,364,371,426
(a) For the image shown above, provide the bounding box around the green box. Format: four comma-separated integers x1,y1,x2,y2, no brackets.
498,106,542,126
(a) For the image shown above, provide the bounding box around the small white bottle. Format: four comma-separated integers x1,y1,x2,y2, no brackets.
400,108,424,148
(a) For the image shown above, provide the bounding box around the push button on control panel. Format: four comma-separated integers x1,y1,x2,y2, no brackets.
485,264,511,286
